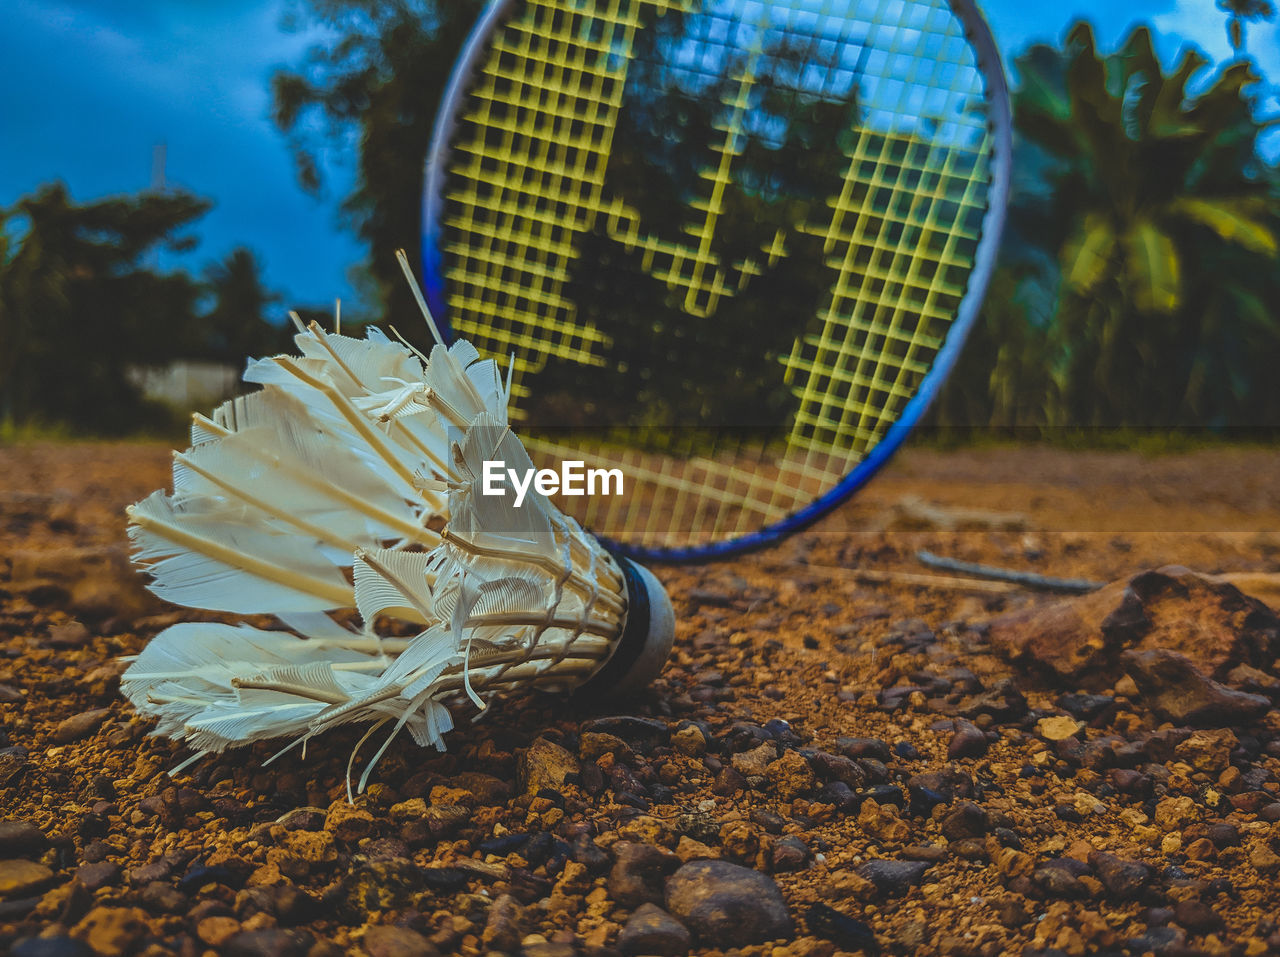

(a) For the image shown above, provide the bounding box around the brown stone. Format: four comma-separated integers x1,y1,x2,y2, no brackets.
988,566,1280,686
1122,649,1270,725
518,738,579,795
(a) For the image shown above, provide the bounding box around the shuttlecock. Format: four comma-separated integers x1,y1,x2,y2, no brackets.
121,293,674,795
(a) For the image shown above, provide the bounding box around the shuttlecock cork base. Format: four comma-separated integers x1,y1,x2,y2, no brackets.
576,556,675,700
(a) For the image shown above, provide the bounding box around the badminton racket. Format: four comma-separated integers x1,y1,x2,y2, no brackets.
423,0,1011,560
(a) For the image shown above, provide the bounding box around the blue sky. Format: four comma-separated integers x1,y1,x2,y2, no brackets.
1,0,1274,315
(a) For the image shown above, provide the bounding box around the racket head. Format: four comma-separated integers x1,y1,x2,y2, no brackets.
424,0,1012,561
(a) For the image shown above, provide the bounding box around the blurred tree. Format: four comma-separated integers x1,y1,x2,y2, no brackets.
1217,0,1276,58
271,0,483,339
200,247,292,364
940,23,1280,431
0,183,210,433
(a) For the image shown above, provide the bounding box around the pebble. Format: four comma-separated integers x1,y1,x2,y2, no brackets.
1205,822,1239,848
1174,728,1237,774
837,738,892,762
766,750,816,800
0,821,46,857
75,861,121,891
0,859,54,897
1087,851,1149,899
609,842,680,908
665,860,793,947
224,928,315,957
1032,860,1091,899
616,902,691,956
1121,649,1270,724
731,742,776,777
940,801,989,840
52,708,109,744
947,721,988,759
517,738,579,795
362,924,440,957
1173,899,1223,932
1037,715,1083,741
856,859,931,896
582,715,669,750
806,902,878,952
671,724,707,757
481,894,524,952
769,836,810,872
12,938,94,957
197,916,242,947
1057,693,1114,720
70,906,148,957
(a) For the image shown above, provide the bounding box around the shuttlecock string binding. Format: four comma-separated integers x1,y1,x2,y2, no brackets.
122,284,672,796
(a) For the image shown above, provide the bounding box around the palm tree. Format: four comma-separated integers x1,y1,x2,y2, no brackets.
1217,0,1276,58
1012,23,1279,427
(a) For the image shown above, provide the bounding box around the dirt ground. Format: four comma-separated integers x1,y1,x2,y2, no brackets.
3,440,1280,957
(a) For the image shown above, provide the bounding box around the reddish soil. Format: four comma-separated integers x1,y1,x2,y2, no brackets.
2,440,1280,957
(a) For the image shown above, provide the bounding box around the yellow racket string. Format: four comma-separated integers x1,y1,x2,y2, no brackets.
440,0,995,549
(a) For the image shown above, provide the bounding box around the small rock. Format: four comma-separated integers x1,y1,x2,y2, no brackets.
857,859,931,896
362,924,441,957
838,738,892,762
71,906,149,957
1087,851,1148,900
12,938,94,957
609,842,679,908
731,742,776,777
197,916,242,947
518,738,579,795
581,716,669,751
138,880,185,913
1154,796,1198,830
671,725,707,757
0,821,47,858
1173,899,1223,933
0,859,54,898
75,861,121,891
941,802,989,841
1173,729,1237,774
1037,716,1083,741
1122,649,1269,725
224,928,314,957
947,721,988,760
766,750,816,800
617,903,691,957
806,902,877,952
1032,861,1090,899
579,731,631,762
482,895,525,952
770,836,809,873
857,799,910,843
665,860,793,947
52,709,110,744
47,620,90,647
1057,693,1115,720
1206,823,1239,848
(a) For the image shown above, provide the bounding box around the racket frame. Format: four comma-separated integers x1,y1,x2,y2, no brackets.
423,0,1013,562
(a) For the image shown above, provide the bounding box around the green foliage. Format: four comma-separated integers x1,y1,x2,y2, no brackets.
0,183,210,433
0,184,289,436
935,21,1280,433
200,247,294,363
272,0,484,344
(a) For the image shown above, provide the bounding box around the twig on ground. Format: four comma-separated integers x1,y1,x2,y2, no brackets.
915,550,1104,594
767,561,1019,593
